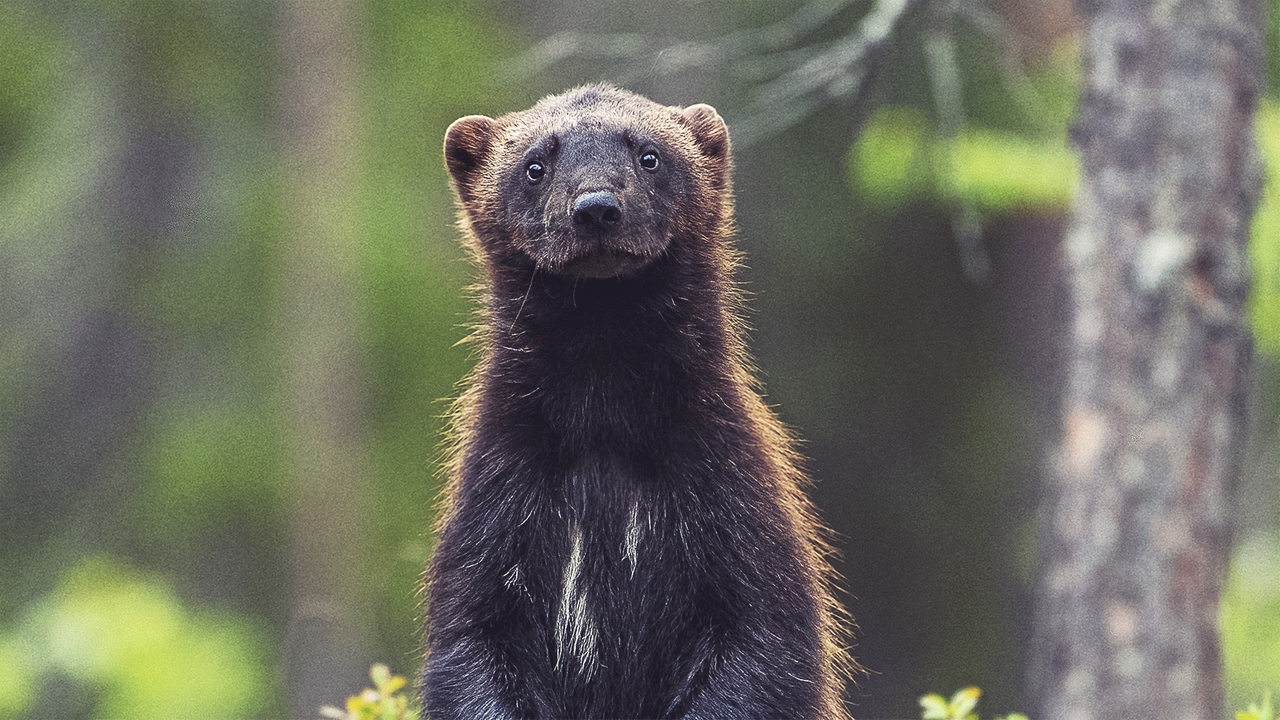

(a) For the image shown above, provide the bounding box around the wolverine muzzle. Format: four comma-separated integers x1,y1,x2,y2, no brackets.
571,191,623,229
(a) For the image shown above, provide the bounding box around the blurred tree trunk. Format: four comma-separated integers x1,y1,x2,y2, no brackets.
278,0,370,716
1031,1,1264,718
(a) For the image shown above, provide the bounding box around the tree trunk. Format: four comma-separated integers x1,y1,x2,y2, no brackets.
278,0,370,716
1031,1,1264,719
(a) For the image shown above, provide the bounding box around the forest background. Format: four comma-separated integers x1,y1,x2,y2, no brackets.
1,0,1277,718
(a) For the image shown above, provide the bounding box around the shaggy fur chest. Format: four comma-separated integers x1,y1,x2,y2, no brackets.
502,455,703,694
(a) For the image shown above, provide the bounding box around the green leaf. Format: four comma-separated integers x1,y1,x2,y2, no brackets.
920,693,951,720
850,106,932,205
2,557,273,719
849,106,1077,214
0,637,34,717
949,686,982,718
947,129,1078,212
1249,689,1276,720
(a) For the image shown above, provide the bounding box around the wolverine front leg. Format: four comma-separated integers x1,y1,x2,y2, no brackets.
679,633,829,720
672,572,843,720
420,533,558,719
420,587,561,720
421,633,528,720
678,625,834,720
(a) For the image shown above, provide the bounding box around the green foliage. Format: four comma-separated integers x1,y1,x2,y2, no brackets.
919,686,1027,720
1238,691,1278,720
920,686,981,720
947,128,1078,214
850,106,1078,214
0,556,274,719
853,90,1280,362
1223,533,1280,711
849,43,1080,216
321,664,421,720
1248,101,1280,356
0,635,33,717
919,685,1280,720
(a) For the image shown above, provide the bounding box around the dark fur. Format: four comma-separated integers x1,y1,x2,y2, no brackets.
422,85,851,719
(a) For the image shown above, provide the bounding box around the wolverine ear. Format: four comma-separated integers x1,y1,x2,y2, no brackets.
680,104,730,162
443,115,495,201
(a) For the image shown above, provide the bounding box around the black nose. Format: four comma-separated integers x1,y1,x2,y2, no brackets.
572,191,622,228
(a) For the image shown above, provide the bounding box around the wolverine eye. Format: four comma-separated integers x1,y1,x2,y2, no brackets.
639,151,659,171
525,161,546,183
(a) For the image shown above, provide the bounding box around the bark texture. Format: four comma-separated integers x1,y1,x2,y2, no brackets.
1031,1,1264,719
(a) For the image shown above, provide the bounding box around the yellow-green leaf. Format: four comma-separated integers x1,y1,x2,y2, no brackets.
920,692,951,720
949,685,982,717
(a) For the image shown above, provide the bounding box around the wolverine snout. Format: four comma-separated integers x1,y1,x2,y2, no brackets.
571,191,623,230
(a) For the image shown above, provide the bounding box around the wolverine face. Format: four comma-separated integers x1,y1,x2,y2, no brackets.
444,86,730,279
496,116,681,278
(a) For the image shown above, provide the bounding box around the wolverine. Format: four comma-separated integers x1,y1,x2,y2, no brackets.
422,84,851,719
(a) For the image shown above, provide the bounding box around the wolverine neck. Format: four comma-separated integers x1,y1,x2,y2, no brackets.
486,240,732,357
479,239,746,452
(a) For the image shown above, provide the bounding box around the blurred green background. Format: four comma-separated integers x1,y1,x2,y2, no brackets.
1,1,1277,718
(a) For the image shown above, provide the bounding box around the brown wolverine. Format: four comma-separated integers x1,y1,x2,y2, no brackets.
422,84,851,719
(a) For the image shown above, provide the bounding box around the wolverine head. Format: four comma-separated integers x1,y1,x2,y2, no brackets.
443,85,731,279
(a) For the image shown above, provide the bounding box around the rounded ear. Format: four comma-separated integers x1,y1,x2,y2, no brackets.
680,104,729,161
443,115,495,200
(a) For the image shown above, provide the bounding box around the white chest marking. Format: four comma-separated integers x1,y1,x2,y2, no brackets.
624,502,641,576
555,523,598,678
